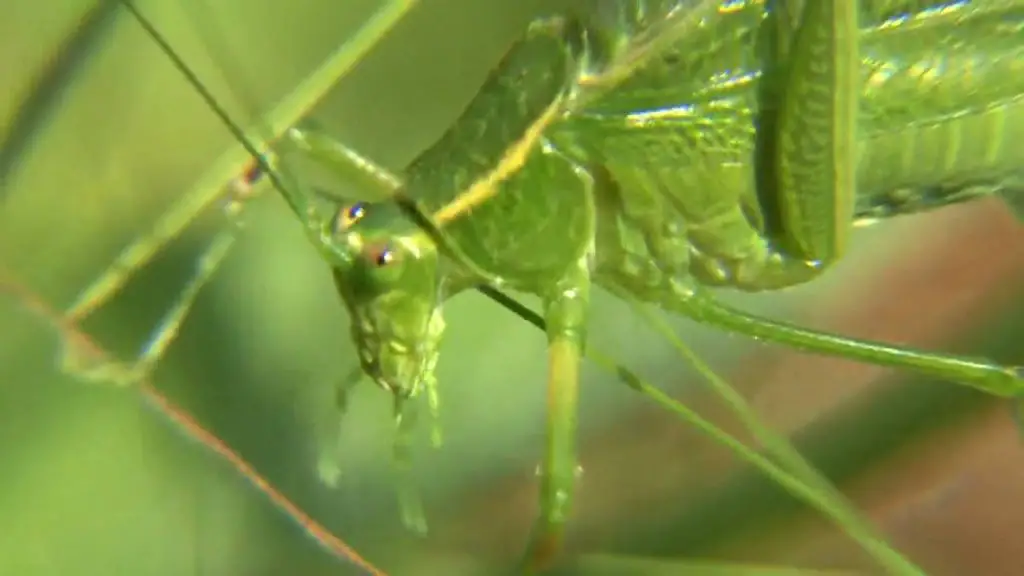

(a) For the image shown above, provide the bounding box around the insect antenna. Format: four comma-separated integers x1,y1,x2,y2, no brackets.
109,1,416,572
118,1,291,218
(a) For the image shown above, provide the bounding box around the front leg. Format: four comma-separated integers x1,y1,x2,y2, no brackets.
521,257,591,574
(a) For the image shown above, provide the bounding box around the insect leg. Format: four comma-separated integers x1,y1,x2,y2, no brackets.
478,285,926,575
628,299,924,576
316,366,364,487
61,0,291,386
995,184,1024,428
63,174,254,323
763,0,859,266
392,393,429,535
285,125,401,201
521,259,590,574
68,0,353,387
678,286,1022,397
738,4,1022,399
61,221,240,386
59,164,263,386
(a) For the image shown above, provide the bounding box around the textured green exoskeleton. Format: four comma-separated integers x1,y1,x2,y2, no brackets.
286,0,1024,569
63,0,1023,573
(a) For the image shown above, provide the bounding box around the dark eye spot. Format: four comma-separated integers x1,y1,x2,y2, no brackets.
375,247,394,267
335,202,367,232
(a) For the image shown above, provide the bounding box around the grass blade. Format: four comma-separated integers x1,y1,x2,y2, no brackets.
0,267,389,576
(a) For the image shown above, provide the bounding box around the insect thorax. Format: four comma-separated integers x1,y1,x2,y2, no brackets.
392,0,1024,306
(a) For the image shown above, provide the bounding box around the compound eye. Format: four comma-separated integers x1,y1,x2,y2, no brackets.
335,202,366,232
367,244,397,268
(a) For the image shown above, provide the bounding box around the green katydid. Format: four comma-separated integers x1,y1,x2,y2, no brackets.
56,0,1022,573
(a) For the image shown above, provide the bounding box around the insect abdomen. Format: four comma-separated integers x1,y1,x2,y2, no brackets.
855,4,1024,219
856,97,1024,220
560,0,1024,300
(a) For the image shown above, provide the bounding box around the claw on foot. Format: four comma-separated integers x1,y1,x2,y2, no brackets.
58,339,141,387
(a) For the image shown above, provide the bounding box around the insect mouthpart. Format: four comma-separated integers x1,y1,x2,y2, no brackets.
352,310,445,399
364,343,431,398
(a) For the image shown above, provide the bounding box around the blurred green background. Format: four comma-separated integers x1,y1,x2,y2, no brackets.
1,1,1022,575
